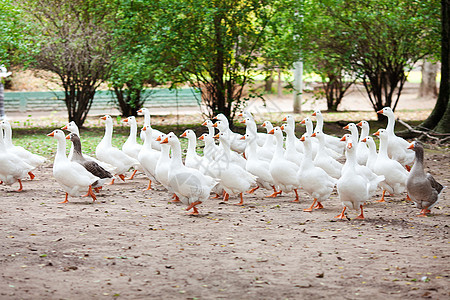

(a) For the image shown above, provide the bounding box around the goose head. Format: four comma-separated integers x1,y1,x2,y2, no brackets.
377,107,394,116
262,121,273,132
160,132,178,146
47,129,66,140
180,129,196,140
100,115,114,126
373,129,388,140
61,121,78,133
123,116,137,125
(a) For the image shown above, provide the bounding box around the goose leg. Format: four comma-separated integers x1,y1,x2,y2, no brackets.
118,174,126,181
59,193,69,204
405,194,412,202
335,207,347,219
314,202,324,209
304,198,317,212
211,193,220,199
126,170,138,180
234,193,244,206
16,179,23,192
355,205,365,219
94,187,102,193
28,172,35,180
171,193,180,202
417,207,430,217
223,192,229,202
186,201,202,215
247,186,259,194
291,189,299,202
144,180,152,191
108,178,115,185
266,186,282,197
87,185,97,202
376,190,386,202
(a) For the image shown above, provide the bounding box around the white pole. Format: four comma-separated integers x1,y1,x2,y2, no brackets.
293,59,303,113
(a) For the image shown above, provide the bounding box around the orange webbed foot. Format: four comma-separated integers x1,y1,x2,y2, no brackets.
126,170,138,180
247,186,259,194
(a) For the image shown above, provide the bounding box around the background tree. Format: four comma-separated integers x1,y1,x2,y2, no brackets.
150,0,301,121
302,0,355,111
421,0,449,134
318,0,440,120
19,0,117,127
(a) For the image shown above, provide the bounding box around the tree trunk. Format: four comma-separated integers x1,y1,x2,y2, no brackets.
419,61,438,98
0,82,5,119
265,72,273,92
277,69,282,98
421,0,449,133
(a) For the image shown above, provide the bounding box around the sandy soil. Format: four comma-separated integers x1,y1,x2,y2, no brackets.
0,148,449,299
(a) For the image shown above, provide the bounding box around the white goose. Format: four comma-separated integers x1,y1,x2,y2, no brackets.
241,117,272,162
137,108,163,151
341,134,384,198
155,134,172,192
47,130,98,203
311,110,345,154
96,115,139,184
138,126,161,190
213,132,257,205
282,115,304,153
241,133,278,196
0,124,35,191
62,121,116,174
212,122,246,169
161,133,217,215
373,129,409,202
213,114,246,153
280,123,303,167
336,139,370,220
238,111,267,146
180,129,207,171
311,131,342,179
1,120,46,168
122,116,144,180
298,134,336,212
343,123,367,165
268,127,301,202
377,107,414,168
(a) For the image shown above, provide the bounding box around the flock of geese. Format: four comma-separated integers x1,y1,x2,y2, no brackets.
0,108,444,219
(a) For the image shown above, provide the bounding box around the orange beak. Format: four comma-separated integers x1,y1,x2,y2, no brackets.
300,136,305,142
61,125,68,130
280,125,285,130
212,123,218,128
300,120,305,124
268,129,274,135
343,125,349,130
47,132,55,137
347,142,353,149
156,136,161,141
198,135,204,141
65,134,71,140
282,117,287,122
123,118,129,123
262,123,266,127
361,138,367,142
213,116,218,120
101,116,107,120
241,120,246,124
161,137,168,144
340,136,346,141
408,143,414,150
238,113,243,117
213,133,220,139
312,112,316,116
311,132,317,137
142,126,147,131
138,109,143,113
373,131,380,136
202,121,208,126
377,109,384,114
240,136,246,140
180,132,187,137
356,122,363,127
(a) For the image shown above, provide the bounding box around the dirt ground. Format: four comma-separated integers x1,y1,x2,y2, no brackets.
0,148,449,299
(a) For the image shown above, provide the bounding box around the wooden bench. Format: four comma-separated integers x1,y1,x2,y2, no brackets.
4,88,202,113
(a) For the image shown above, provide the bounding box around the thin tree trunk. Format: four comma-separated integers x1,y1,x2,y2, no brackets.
277,69,282,98
419,61,438,98
0,82,5,119
421,0,449,132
